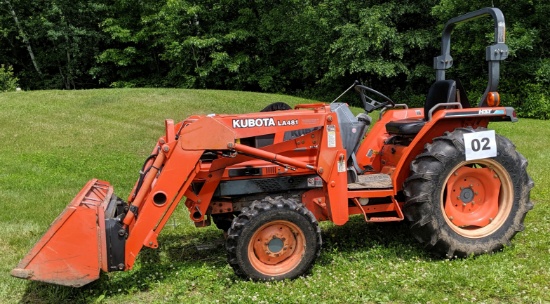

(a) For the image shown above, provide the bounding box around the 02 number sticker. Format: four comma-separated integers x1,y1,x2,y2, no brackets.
463,130,497,161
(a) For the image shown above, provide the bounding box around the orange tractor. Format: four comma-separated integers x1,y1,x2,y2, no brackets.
12,7,533,287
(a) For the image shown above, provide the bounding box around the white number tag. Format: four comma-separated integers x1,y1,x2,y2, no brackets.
463,130,497,161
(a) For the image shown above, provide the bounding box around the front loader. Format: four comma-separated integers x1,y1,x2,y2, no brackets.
12,7,533,287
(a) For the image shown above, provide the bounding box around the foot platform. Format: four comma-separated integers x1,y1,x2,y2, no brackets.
348,174,393,190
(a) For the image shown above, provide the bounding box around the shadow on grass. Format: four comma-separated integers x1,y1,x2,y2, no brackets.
16,228,228,303
317,215,432,263
17,216,431,303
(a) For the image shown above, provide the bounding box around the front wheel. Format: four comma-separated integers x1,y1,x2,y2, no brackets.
403,127,534,258
226,197,321,280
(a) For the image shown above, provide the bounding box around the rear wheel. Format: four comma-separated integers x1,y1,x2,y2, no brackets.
226,196,321,280
403,127,534,257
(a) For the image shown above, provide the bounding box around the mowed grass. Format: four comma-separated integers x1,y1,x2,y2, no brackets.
0,89,548,303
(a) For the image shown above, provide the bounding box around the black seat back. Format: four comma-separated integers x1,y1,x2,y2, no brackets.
385,79,464,135
424,80,456,120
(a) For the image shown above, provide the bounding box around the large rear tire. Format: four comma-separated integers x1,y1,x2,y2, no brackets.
403,127,534,258
226,196,321,280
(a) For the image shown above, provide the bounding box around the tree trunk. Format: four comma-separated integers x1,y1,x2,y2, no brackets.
4,0,42,76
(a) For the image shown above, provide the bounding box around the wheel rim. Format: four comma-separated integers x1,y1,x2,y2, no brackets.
441,159,513,238
248,220,305,276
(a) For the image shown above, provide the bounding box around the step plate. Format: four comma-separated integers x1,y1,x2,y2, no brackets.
348,174,392,189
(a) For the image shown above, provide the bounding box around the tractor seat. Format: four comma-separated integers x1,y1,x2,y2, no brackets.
386,79,464,135
385,118,426,135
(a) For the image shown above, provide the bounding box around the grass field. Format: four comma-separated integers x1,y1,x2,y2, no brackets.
1,89,548,303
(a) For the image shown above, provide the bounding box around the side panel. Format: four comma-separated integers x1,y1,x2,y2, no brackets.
356,108,424,172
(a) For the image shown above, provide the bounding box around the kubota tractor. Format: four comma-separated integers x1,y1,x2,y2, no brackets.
12,7,533,287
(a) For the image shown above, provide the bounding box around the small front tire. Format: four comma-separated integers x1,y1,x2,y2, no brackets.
226,196,321,280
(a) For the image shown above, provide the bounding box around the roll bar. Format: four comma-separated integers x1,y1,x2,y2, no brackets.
434,7,509,107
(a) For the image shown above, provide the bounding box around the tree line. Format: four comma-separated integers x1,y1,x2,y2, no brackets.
1,0,548,118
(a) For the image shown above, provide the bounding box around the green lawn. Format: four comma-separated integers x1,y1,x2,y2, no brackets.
1,89,548,303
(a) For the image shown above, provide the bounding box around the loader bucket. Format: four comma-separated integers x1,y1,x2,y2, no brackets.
11,179,115,287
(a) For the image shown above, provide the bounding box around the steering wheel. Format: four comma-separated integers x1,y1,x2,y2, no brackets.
354,84,395,113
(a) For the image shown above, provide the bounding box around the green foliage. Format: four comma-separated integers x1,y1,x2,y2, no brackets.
0,0,110,89
52,0,440,101
89,0,167,88
0,64,18,92
516,84,550,120
1,1,550,118
326,2,427,79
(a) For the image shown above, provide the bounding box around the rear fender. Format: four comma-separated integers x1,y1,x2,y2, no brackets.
391,107,516,189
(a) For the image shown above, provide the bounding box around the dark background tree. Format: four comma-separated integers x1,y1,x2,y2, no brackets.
0,0,109,89
1,0,548,118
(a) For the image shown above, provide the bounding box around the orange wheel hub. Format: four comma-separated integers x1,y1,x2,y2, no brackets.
445,166,501,228
441,159,513,238
248,220,305,276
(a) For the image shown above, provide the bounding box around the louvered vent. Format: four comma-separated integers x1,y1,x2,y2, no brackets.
264,167,277,175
